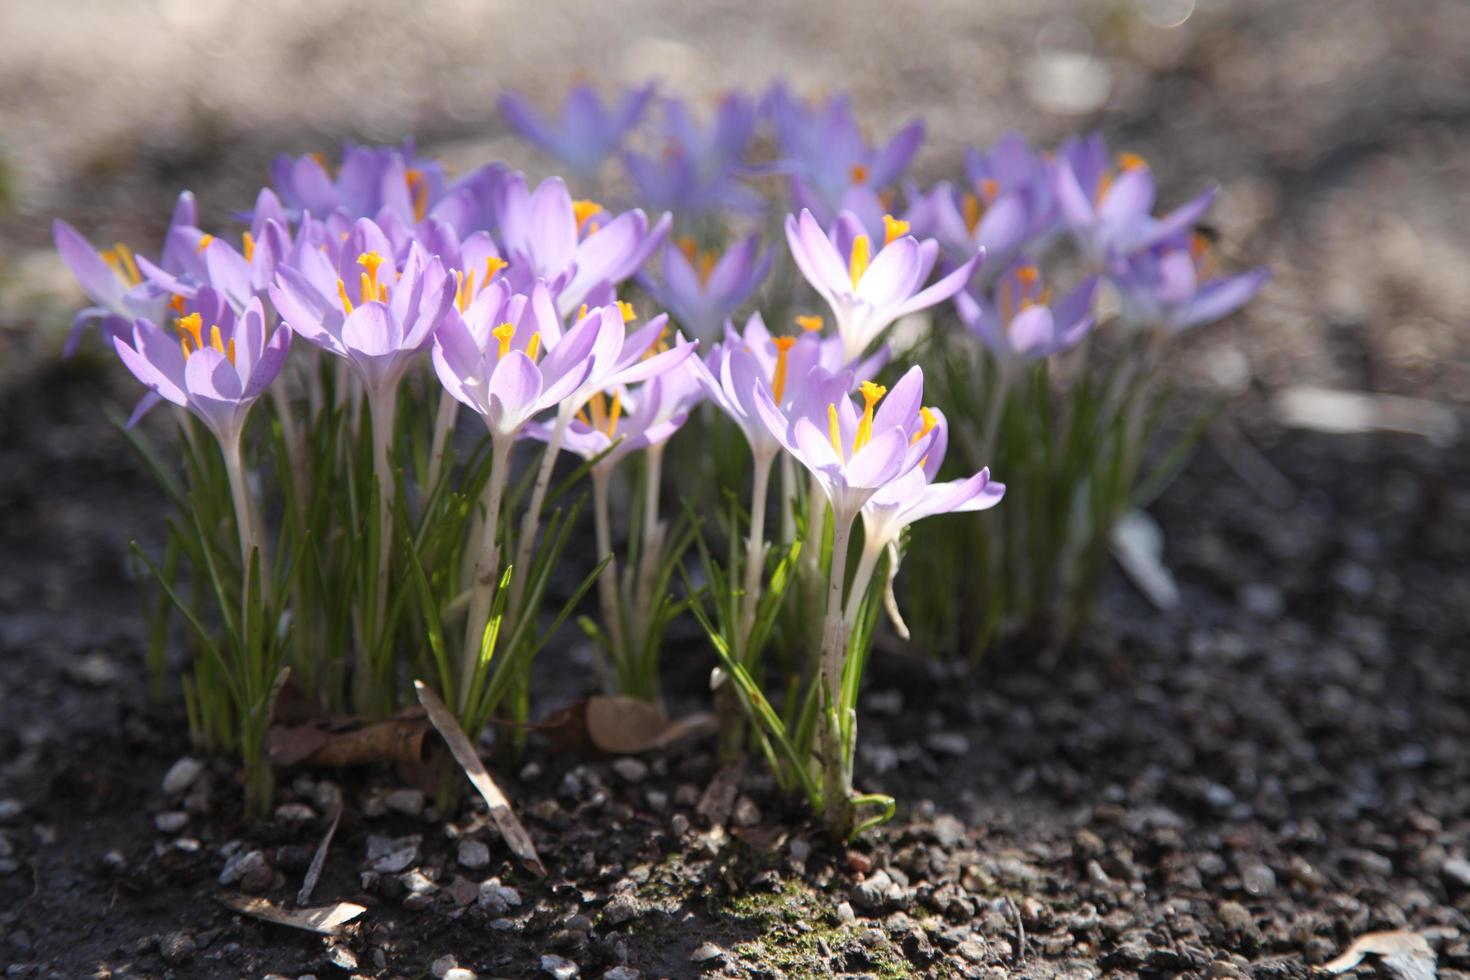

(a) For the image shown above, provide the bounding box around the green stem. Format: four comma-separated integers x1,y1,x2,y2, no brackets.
509,407,571,618
818,510,854,835
736,450,775,656
460,434,512,713
591,465,625,689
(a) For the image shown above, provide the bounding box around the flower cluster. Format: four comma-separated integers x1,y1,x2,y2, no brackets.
57,84,1265,835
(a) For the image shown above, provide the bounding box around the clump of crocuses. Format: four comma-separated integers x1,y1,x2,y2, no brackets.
57,82,1263,836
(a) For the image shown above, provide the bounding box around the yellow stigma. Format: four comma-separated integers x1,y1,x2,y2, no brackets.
484,255,508,281
676,237,698,264
617,300,636,322
357,251,387,303
828,403,843,456
962,193,983,235
572,199,602,230
406,168,428,222
195,234,215,254
980,178,1000,202
771,335,797,403
912,406,937,444
526,332,541,361
168,295,186,314
491,322,516,359
1015,265,1039,287
606,389,623,438
850,163,869,185
849,234,871,288
209,324,225,354
795,314,823,333
576,303,589,322
854,380,886,452
1118,152,1147,172
454,269,476,312
588,391,608,431
336,278,354,314
100,243,141,286
882,214,910,245
176,313,204,350
242,231,256,263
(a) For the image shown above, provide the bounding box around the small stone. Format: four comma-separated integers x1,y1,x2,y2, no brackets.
644,790,668,812
669,813,690,835
0,800,22,823
789,839,812,863
326,944,357,969
274,803,315,824
430,955,459,978
602,895,642,926
847,851,873,874
158,932,195,965
458,839,491,870
540,953,579,978
603,968,640,980
932,814,965,850
1442,856,1470,889
162,758,205,795
853,870,892,911
444,970,477,980
1239,862,1276,896
836,901,856,924
219,849,271,893
478,877,523,916
611,758,649,783
366,834,421,874
690,943,723,964
102,849,127,873
956,939,987,964
925,732,970,756
383,788,425,817
520,760,544,781
732,796,761,827
154,811,188,834
313,781,343,815
69,651,119,687
1217,900,1252,930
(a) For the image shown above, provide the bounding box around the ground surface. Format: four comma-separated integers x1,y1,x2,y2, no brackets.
2,1,1469,978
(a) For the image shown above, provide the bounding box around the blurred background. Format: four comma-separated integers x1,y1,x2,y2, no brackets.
1,0,1468,407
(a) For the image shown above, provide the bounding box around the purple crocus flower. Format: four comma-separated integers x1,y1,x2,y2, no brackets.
113,296,291,448
499,83,655,180
765,84,924,227
431,280,596,441
638,235,771,343
527,366,698,471
53,191,198,355
624,94,762,221
1108,233,1269,335
1051,136,1215,268
269,218,455,397
137,200,294,315
954,263,1099,364
493,173,670,318
785,208,980,361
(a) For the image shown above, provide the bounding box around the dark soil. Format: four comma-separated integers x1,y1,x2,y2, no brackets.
3,1,1470,978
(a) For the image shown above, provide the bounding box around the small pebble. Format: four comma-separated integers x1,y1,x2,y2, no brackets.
603,968,640,980
457,838,491,870
611,758,649,783
540,953,579,978
162,758,205,796
154,811,188,834
690,943,723,964
383,788,426,817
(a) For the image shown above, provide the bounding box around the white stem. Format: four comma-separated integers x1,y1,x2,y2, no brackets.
779,452,797,544
269,382,308,524
368,384,399,623
632,443,666,645
459,433,512,712
221,429,261,583
737,450,776,654
509,407,571,617
844,532,885,627
818,510,854,825
426,387,460,496
977,362,1012,465
591,465,625,685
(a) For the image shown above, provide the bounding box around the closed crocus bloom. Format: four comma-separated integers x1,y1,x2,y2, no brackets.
1051,136,1216,268
639,235,771,343
114,295,291,449
785,208,980,362
54,191,198,355
499,83,654,180
955,263,1099,364
494,173,670,319
1109,232,1269,336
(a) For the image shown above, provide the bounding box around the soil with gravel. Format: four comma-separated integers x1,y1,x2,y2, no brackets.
3,0,1470,977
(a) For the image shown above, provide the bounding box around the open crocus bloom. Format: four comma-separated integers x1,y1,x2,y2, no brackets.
494,174,670,318
1109,232,1269,335
269,218,454,395
624,93,762,220
499,83,654,180
138,200,294,316
54,191,199,355
548,304,696,416
955,263,1099,364
527,358,703,470
786,209,980,362
639,234,771,343
765,84,925,226
430,280,597,440
1051,135,1216,268
113,296,291,447
753,364,937,524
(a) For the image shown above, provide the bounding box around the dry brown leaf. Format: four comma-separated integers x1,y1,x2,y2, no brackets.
697,761,745,829
296,795,342,906
267,714,429,768
414,681,546,878
1319,930,1435,980
217,894,365,935
585,694,715,754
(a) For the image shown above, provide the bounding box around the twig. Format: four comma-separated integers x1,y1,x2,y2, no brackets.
297,796,342,906
1005,894,1027,965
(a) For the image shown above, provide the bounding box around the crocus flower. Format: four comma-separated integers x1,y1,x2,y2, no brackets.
786,208,980,361
765,84,924,226
269,218,455,397
638,235,771,343
54,191,198,355
526,366,698,471
954,263,1099,364
493,173,670,318
1051,135,1215,268
138,202,294,316
1108,232,1269,335
624,94,762,220
113,296,291,448
499,83,654,180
